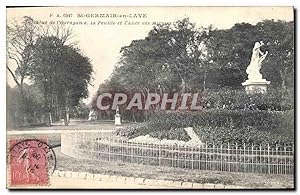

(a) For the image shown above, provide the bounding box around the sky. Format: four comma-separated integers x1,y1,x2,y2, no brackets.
6,6,294,104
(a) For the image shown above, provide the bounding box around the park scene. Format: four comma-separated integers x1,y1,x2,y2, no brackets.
6,7,294,189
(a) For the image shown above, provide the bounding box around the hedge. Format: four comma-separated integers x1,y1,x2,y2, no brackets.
148,109,293,134
203,89,294,111
116,109,294,144
193,126,293,145
115,126,191,142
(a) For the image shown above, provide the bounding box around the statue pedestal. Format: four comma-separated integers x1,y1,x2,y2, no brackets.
114,114,121,125
242,79,270,94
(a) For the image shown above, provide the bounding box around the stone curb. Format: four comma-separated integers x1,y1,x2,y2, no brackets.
52,170,246,189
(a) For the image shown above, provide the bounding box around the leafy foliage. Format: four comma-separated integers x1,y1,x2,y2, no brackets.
94,19,294,102
204,89,294,111
117,109,294,144
7,84,46,128
193,126,293,145
29,36,93,122
206,20,294,89
115,126,190,141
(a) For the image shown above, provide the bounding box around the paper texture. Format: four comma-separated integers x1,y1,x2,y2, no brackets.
6,6,294,189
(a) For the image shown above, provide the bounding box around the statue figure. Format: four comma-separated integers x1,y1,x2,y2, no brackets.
115,105,121,125
246,41,268,81
116,105,120,115
88,110,96,121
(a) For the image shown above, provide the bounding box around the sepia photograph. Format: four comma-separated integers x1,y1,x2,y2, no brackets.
6,6,295,189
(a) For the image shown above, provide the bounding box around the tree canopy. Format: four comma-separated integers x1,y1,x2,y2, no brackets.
92,18,294,121
29,36,93,125
97,18,293,96
7,17,93,126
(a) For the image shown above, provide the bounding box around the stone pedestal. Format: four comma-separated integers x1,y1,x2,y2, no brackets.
242,79,270,94
88,110,96,121
114,114,121,125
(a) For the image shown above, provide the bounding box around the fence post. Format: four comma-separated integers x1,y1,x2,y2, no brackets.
141,142,144,165
292,144,294,174
191,145,194,169
235,142,238,172
198,144,201,170
108,136,111,162
205,142,208,171
76,133,79,159
284,145,287,175
259,144,262,174
276,144,279,175
184,145,187,168
251,143,254,173
243,143,246,173
159,144,161,166
171,145,174,167
212,142,215,171
228,143,230,172
130,142,133,163
267,143,270,174
177,144,180,168
120,139,126,162
220,143,223,172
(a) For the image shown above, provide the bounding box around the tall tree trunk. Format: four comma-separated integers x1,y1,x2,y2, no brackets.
44,81,52,126
181,78,186,93
64,92,70,126
19,79,26,126
64,106,70,126
279,70,286,89
131,112,136,123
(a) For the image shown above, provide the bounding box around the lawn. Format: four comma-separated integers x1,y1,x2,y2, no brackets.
7,134,61,148
7,120,136,131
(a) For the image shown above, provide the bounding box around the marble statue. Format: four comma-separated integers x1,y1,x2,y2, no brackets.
88,110,96,121
116,105,120,115
115,105,121,125
242,41,270,94
246,41,268,81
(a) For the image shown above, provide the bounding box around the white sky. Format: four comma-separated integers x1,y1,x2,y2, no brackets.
6,6,293,103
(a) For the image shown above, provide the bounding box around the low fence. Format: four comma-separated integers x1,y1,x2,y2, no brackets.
61,131,294,175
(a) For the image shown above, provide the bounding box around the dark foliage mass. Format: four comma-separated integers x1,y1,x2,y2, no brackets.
7,17,93,127
103,18,294,144
93,19,294,123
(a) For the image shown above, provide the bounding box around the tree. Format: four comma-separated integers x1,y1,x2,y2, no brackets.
257,20,294,89
7,17,38,124
7,16,78,126
205,20,294,89
91,18,210,121
92,18,294,122
114,18,209,94
144,18,210,92
205,23,263,89
7,83,45,128
29,36,93,125
7,17,38,91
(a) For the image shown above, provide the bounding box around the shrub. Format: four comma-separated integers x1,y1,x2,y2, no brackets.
193,126,293,145
114,88,295,144
147,109,293,135
203,88,294,111
119,109,294,144
115,125,190,141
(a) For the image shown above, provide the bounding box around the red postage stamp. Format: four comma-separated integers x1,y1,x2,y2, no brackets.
9,139,56,186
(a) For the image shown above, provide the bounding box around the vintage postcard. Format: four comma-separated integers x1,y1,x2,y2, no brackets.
6,6,294,189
